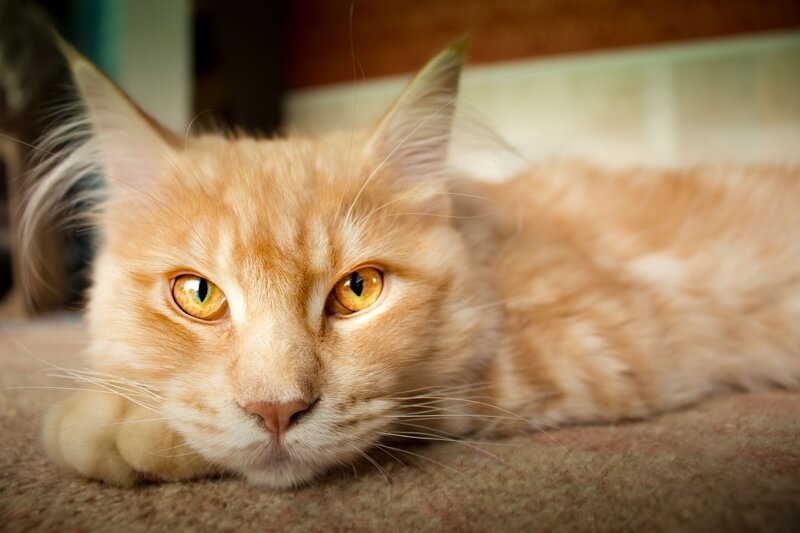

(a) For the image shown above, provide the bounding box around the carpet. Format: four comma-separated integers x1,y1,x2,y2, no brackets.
2,317,799,531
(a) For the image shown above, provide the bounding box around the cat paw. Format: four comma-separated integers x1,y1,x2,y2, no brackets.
42,390,217,486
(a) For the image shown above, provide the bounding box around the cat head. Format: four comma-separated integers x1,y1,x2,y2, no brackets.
33,36,496,487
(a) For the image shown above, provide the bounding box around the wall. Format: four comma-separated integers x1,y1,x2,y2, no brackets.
117,0,191,132
285,32,800,176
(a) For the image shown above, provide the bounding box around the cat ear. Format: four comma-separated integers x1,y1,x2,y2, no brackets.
58,36,180,190
366,35,469,179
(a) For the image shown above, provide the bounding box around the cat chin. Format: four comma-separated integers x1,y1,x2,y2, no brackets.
242,463,321,489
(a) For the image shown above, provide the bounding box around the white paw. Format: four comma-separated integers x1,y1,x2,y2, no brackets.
42,391,217,486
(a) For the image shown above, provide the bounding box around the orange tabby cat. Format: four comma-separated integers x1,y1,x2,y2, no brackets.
30,38,800,488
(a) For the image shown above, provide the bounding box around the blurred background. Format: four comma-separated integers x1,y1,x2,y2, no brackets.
1,0,799,316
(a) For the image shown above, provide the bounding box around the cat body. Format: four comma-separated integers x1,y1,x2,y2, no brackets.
34,38,800,488
463,162,800,430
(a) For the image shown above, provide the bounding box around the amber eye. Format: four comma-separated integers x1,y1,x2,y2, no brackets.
171,275,228,321
327,267,384,316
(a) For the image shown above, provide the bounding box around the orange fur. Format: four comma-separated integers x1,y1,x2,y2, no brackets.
35,39,800,488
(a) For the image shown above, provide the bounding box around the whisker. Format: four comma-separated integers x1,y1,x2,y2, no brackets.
49,373,160,413
390,420,531,456
369,443,408,468
394,425,551,450
3,326,161,410
49,371,163,393
394,406,560,432
5,385,152,401
51,371,162,391
45,373,162,401
379,430,504,464
346,442,392,486
387,381,493,399
184,109,215,146
47,367,163,391
151,449,199,459
151,446,209,472
391,421,468,439
0,132,56,156
376,443,463,476
402,395,553,429
381,413,521,422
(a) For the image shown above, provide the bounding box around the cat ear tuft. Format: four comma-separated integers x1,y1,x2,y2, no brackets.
366,34,470,178
58,35,179,190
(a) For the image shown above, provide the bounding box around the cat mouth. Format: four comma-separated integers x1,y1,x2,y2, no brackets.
243,434,327,472
241,446,327,488
234,429,369,487
252,443,293,467
216,399,392,487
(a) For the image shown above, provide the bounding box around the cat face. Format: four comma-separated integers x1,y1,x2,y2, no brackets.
67,39,494,487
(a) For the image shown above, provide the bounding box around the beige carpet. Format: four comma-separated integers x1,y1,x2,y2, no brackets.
2,317,800,531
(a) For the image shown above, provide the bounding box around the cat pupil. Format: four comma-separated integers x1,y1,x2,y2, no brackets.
197,279,208,302
350,272,364,297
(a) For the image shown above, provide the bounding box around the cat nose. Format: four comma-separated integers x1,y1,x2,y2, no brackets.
245,399,315,437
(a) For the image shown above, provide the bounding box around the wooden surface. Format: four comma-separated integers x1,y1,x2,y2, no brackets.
286,0,800,88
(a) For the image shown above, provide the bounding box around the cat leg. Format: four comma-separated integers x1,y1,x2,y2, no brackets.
42,390,219,486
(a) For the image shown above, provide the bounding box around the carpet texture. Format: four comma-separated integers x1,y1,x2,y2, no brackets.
2,318,800,532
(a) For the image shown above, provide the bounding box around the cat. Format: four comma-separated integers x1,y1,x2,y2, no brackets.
29,35,800,489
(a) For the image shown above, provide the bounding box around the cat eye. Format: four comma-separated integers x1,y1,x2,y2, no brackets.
171,275,228,321
326,267,384,316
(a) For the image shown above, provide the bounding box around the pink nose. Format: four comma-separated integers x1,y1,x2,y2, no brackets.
245,400,313,437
